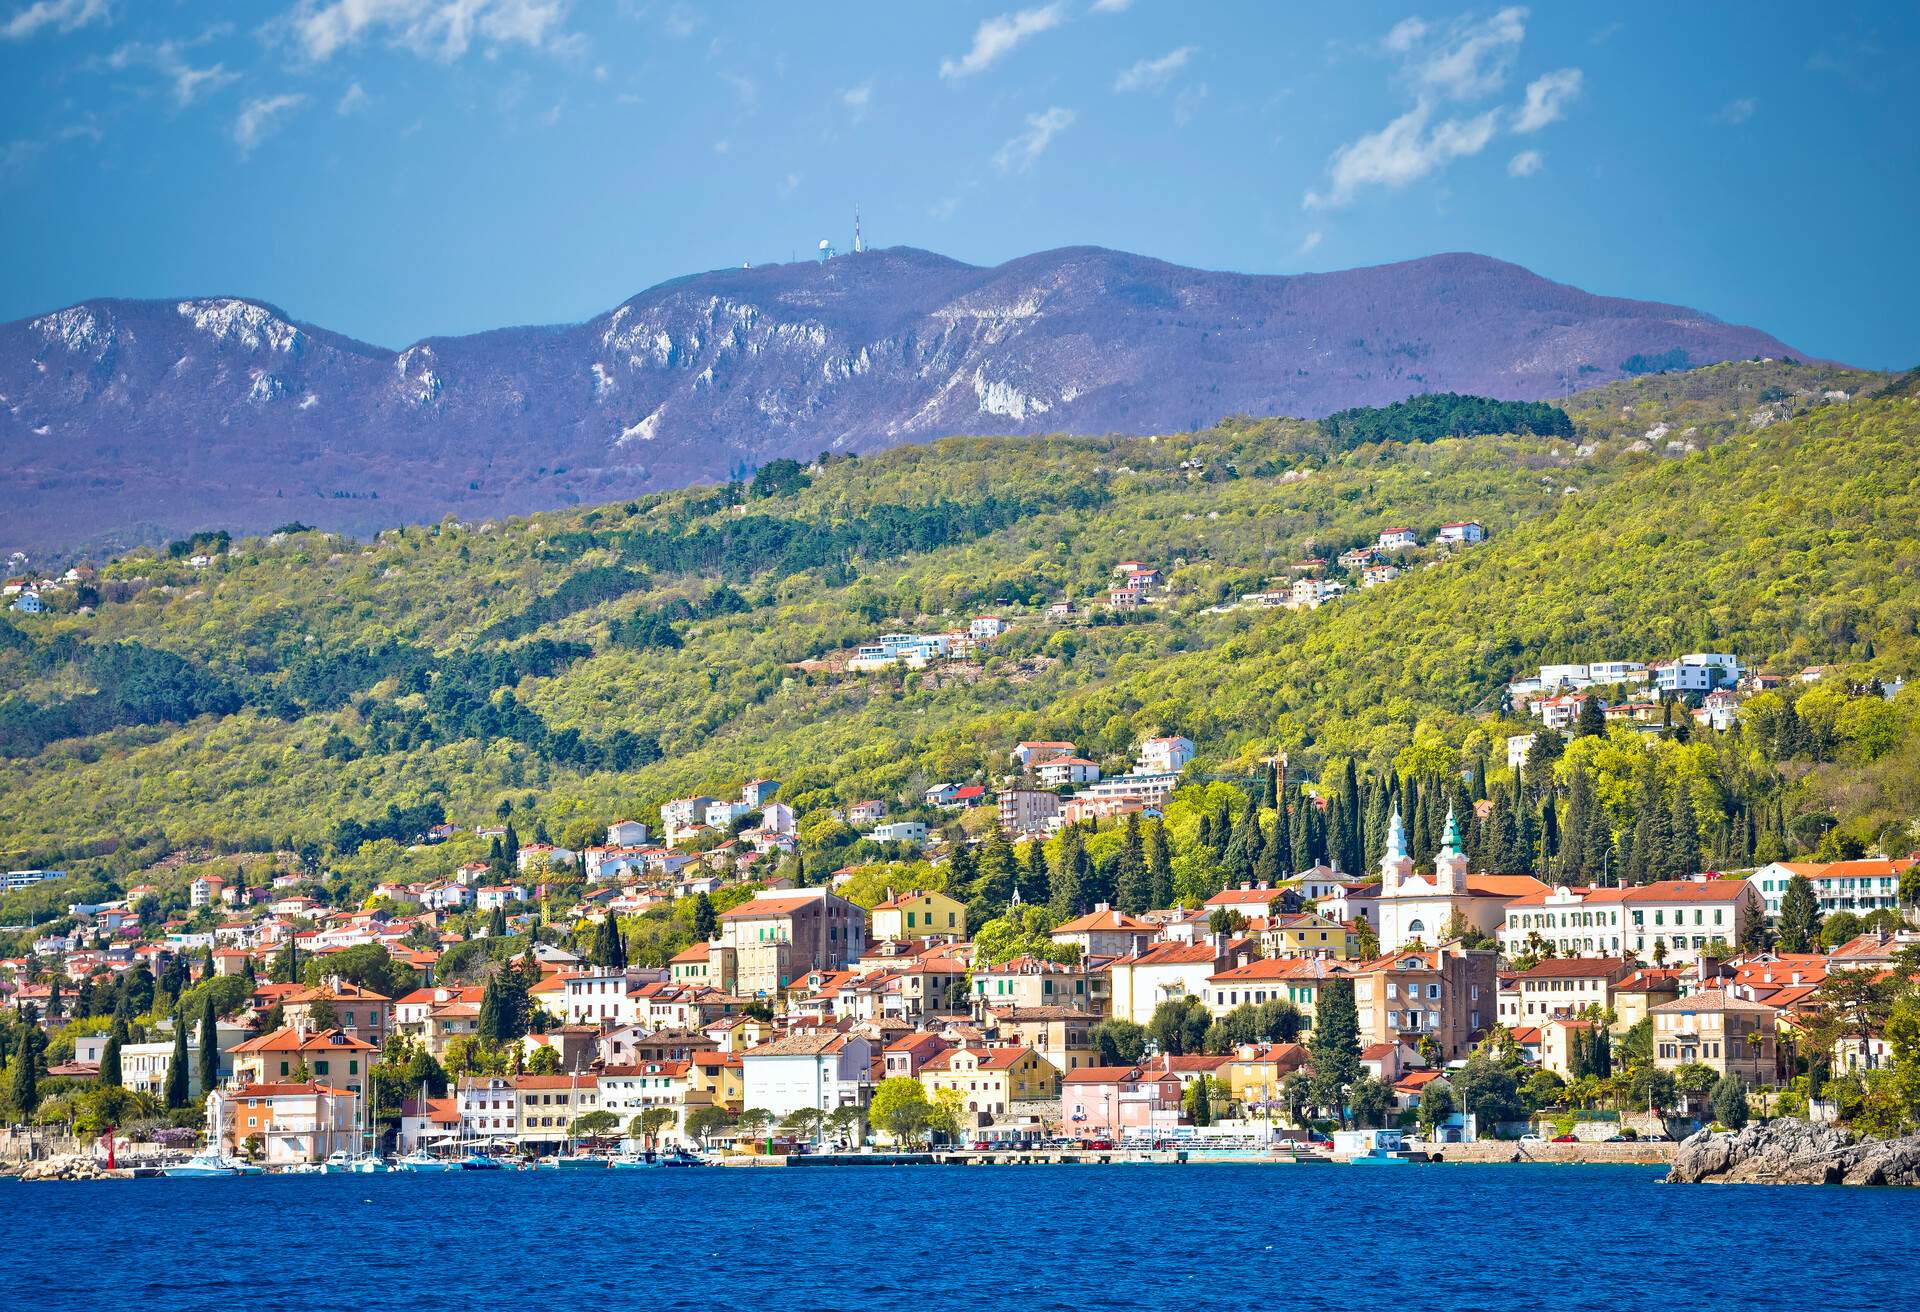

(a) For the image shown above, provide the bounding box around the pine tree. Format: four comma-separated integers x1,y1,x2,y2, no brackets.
1147,822,1175,909
476,974,506,1044
165,1016,190,1107
1575,694,1606,738
197,993,218,1097
1482,787,1517,873
1308,978,1362,1125
1777,875,1822,953
1364,778,1390,872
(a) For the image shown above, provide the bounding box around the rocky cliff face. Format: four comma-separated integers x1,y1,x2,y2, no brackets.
0,246,1814,557
1668,1119,1920,1186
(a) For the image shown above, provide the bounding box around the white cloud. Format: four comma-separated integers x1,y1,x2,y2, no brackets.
336,80,369,114
662,2,698,38
1409,5,1526,101
1090,0,1131,11
940,4,1065,80
1715,96,1756,125
232,92,308,155
720,70,757,109
841,82,872,110
1513,66,1581,132
289,0,572,64
1,0,108,41
779,172,800,196
928,195,959,221
993,105,1074,173
1173,81,1207,125
1297,229,1323,255
1507,148,1542,176
1381,17,1428,54
1304,99,1498,208
1115,45,1195,93
104,39,238,107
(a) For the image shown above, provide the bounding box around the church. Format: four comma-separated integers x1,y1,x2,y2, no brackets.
1372,808,1546,952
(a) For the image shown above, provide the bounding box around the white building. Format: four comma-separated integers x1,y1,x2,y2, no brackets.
1437,521,1485,545
1750,858,1915,918
1506,733,1537,771
1137,736,1195,775
870,821,928,844
607,819,650,847
740,1032,872,1118
1037,756,1101,788
970,616,1006,640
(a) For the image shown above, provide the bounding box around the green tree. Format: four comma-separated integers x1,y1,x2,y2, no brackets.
570,1110,620,1139
99,1031,123,1087
1349,1074,1391,1128
525,1045,561,1075
1416,1082,1455,1139
685,1105,731,1147
164,1017,190,1108
692,892,717,941
1574,694,1606,738
196,993,218,1097
868,1077,932,1145
635,1106,678,1145
1776,874,1823,953
1709,1075,1750,1129
9,1023,40,1114
1147,822,1175,909
1147,997,1210,1057
1309,978,1362,1124
1090,1018,1148,1066
1187,1074,1215,1126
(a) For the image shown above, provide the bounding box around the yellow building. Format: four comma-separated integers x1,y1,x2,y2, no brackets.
1259,912,1354,960
871,889,967,941
690,1050,746,1113
918,1045,1060,1126
1219,1042,1310,1109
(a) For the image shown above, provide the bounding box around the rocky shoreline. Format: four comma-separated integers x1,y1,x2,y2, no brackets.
1667,1120,1920,1186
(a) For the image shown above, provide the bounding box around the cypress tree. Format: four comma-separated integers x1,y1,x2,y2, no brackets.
1274,781,1294,874
100,1031,123,1087
197,993,218,1097
1670,787,1701,878
1210,800,1232,858
10,1024,39,1114
1116,814,1150,914
1339,758,1362,872
692,891,718,940
165,1016,190,1107
1049,827,1086,922
1575,694,1606,738
1262,761,1278,810
1020,841,1050,906
1197,812,1214,853
1147,822,1174,909
1290,787,1312,873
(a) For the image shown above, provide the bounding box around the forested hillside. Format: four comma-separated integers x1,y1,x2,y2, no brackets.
2,361,1916,924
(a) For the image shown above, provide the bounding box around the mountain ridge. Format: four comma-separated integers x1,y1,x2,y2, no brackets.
1,246,1818,559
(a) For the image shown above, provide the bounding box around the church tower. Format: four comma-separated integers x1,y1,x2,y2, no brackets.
1435,806,1469,895
1379,808,1413,895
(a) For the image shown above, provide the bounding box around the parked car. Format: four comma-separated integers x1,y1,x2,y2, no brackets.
1518,1133,1546,1143
1602,1133,1630,1143
1551,1133,1578,1143
969,1141,993,1152
1081,1139,1115,1150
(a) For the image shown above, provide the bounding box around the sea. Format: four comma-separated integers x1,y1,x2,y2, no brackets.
5,1163,1915,1311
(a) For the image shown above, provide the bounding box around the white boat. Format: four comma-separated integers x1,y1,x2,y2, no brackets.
164,1150,239,1178
394,1149,455,1173
349,1155,391,1174
547,1152,607,1171
609,1152,658,1170
319,1150,359,1174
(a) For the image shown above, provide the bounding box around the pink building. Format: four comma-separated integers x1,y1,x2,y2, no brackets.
1062,1063,1184,1137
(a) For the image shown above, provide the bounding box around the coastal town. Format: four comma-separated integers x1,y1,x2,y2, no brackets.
5,702,1918,1176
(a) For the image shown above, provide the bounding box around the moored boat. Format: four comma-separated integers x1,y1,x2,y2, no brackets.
163,1150,239,1178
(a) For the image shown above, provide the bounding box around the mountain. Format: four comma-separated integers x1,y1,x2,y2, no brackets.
0,360,1905,904
0,248,1817,559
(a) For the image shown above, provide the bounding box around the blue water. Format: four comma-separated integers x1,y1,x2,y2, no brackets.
6,1164,1916,1310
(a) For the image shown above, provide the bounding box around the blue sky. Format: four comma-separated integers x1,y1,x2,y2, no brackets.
2,1,1915,366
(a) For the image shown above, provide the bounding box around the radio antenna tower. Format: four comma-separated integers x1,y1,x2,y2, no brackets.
853,205,864,254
